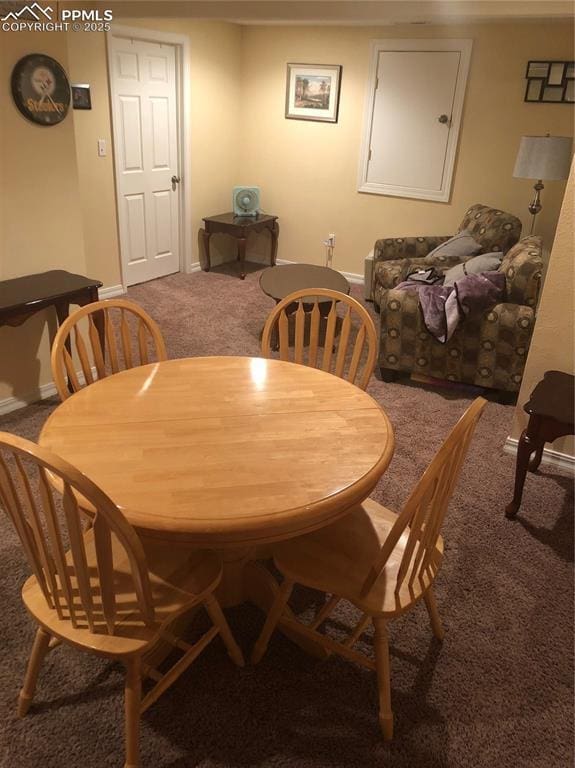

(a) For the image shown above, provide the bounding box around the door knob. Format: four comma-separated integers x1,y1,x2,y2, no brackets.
438,114,450,124
171,175,181,187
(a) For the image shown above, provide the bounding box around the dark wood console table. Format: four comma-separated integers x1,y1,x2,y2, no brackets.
505,370,575,518
200,213,279,280
0,270,102,330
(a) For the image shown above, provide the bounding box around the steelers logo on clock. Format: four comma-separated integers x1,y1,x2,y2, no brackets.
11,53,71,126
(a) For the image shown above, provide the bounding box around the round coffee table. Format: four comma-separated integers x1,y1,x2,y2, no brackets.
260,264,351,350
260,263,350,303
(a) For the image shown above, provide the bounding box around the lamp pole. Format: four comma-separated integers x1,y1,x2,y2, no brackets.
528,179,544,234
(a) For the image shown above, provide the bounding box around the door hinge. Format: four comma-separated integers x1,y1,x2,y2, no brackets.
375,77,379,90
368,148,372,161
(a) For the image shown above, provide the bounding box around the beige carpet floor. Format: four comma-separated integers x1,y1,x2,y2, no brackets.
0,264,572,768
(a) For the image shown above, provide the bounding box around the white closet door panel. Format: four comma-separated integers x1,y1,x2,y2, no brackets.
367,51,460,191
359,39,472,202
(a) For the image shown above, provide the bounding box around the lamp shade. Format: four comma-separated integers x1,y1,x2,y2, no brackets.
513,135,573,181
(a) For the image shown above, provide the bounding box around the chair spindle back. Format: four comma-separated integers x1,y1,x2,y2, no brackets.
261,288,378,390
51,299,167,400
0,432,154,634
361,398,487,597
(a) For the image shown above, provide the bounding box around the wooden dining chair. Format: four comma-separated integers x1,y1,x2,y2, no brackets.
0,432,244,768
51,298,167,400
261,288,378,390
251,398,487,739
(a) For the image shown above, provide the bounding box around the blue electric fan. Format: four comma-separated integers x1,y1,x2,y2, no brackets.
233,186,260,217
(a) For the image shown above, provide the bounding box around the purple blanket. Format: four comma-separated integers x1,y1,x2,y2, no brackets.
395,271,506,343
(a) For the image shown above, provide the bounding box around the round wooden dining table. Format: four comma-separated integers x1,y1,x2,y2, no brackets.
40,356,394,611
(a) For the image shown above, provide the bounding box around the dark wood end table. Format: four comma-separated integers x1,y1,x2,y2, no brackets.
505,370,575,518
260,263,350,303
0,270,103,393
260,263,351,350
0,270,102,329
200,212,279,280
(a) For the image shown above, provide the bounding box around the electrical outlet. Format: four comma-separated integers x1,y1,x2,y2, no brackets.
327,233,336,247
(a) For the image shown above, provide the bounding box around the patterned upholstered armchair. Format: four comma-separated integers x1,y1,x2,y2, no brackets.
372,204,522,308
378,235,543,393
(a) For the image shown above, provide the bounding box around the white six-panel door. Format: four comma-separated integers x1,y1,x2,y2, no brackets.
110,37,180,286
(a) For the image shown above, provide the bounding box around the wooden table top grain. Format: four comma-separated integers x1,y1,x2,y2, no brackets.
40,357,394,545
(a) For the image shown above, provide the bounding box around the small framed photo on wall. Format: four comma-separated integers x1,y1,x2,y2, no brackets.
71,84,91,110
285,63,342,123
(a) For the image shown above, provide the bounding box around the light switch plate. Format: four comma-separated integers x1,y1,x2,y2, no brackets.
97,139,106,157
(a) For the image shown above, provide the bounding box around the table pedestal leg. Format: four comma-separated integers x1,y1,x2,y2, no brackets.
528,444,544,472
238,237,247,280
505,423,540,519
243,561,330,660
216,547,254,607
200,229,211,272
270,221,279,267
54,300,75,394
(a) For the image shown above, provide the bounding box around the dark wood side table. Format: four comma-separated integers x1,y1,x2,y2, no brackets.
260,263,351,350
0,271,103,392
200,213,279,280
0,270,102,329
505,370,575,518
260,263,350,303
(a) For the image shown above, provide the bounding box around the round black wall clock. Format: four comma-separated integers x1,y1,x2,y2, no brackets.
11,53,71,126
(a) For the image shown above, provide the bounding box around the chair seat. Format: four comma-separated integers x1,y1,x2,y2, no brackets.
22,532,221,657
273,498,443,616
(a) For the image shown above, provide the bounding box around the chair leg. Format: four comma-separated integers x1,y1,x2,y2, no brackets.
373,617,393,740
124,657,142,768
18,627,52,717
204,594,245,667
251,578,294,664
423,587,445,641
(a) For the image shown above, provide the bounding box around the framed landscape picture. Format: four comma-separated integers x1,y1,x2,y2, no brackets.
285,63,342,123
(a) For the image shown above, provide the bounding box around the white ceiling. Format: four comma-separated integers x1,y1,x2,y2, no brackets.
112,1,575,25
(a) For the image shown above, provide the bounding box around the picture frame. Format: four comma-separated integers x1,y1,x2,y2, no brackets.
524,60,574,103
71,84,91,110
285,63,342,123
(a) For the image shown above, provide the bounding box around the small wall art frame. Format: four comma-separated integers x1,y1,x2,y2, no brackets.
524,60,574,103
71,84,91,110
285,63,342,123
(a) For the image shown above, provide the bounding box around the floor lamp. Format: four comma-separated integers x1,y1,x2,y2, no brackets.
513,134,572,234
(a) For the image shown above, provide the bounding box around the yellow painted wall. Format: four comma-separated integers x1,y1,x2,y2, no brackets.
510,159,574,456
0,19,242,406
240,22,574,271
67,29,122,289
0,32,87,403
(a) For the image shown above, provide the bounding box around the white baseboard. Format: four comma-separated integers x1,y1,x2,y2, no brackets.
99,283,125,299
277,259,364,285
0,364,102,416
504,436,575,473
0,380,59,417
339,270,364,286
188,257,364,285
